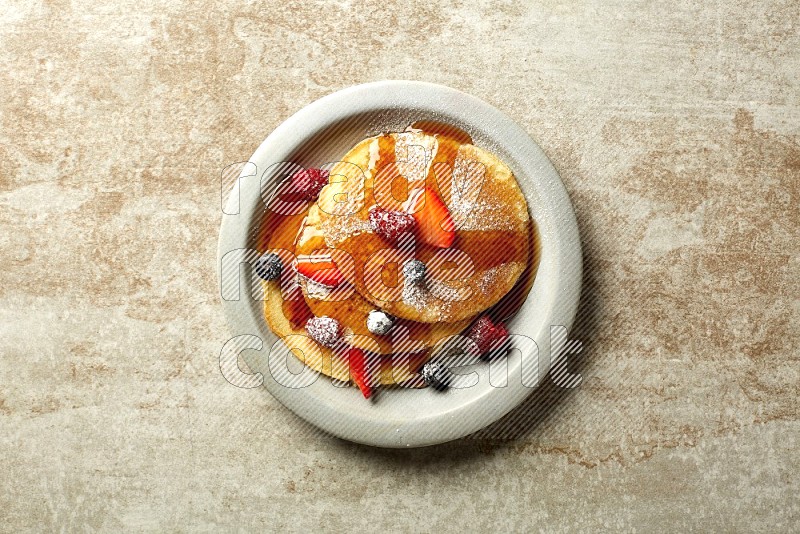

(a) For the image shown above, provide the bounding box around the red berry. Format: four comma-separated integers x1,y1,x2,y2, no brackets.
305,316,341,348
368,206,415,243
295,256,345,288
347,348,373,399
467,316,509,357
468,316,496,353
490,323,509,350
404,186,455,248
290,168,329,200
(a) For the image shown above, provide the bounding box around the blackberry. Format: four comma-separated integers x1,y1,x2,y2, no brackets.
402,259,426,285
254,252,282,281
421,361,452,391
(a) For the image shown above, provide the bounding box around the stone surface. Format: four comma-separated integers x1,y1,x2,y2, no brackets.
1,0,798,531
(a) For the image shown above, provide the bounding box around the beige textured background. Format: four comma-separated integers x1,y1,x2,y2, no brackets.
1,0,798,531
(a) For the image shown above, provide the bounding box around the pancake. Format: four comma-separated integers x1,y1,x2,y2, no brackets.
293,208,472,356
259,208,430,387
314,128,531,323
261,279,428,386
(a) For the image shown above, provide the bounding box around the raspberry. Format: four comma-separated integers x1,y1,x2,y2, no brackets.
305,316,341,348
492,322,509,344
368,206,415,243
468,316,495,353
290,168,329,200
467,316,509,358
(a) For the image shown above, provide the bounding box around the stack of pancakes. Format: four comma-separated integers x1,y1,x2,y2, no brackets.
260,126,532,388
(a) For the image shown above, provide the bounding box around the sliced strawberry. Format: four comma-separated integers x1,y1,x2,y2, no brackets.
282,296,313,329
347,348,373,399
295,256,345,288
405,186,455,248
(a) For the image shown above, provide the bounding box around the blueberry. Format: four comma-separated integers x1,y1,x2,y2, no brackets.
402,259,426,285
421,361,452,391
254,252,282,281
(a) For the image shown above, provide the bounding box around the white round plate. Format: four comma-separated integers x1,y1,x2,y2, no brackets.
218,81,582,447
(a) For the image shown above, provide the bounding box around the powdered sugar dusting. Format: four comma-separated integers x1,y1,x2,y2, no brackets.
402,279,465,320
320,216,371,247
450,197,512,232
366,310,394,335
428,278,469,303
401,282,431,311
478,266,500,294
301,277,333,300
450,149,516,232
479,263,517,295
395,131,437,186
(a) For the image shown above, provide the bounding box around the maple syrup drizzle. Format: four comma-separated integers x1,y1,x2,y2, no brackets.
410,120,473,145
256,124,539,353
